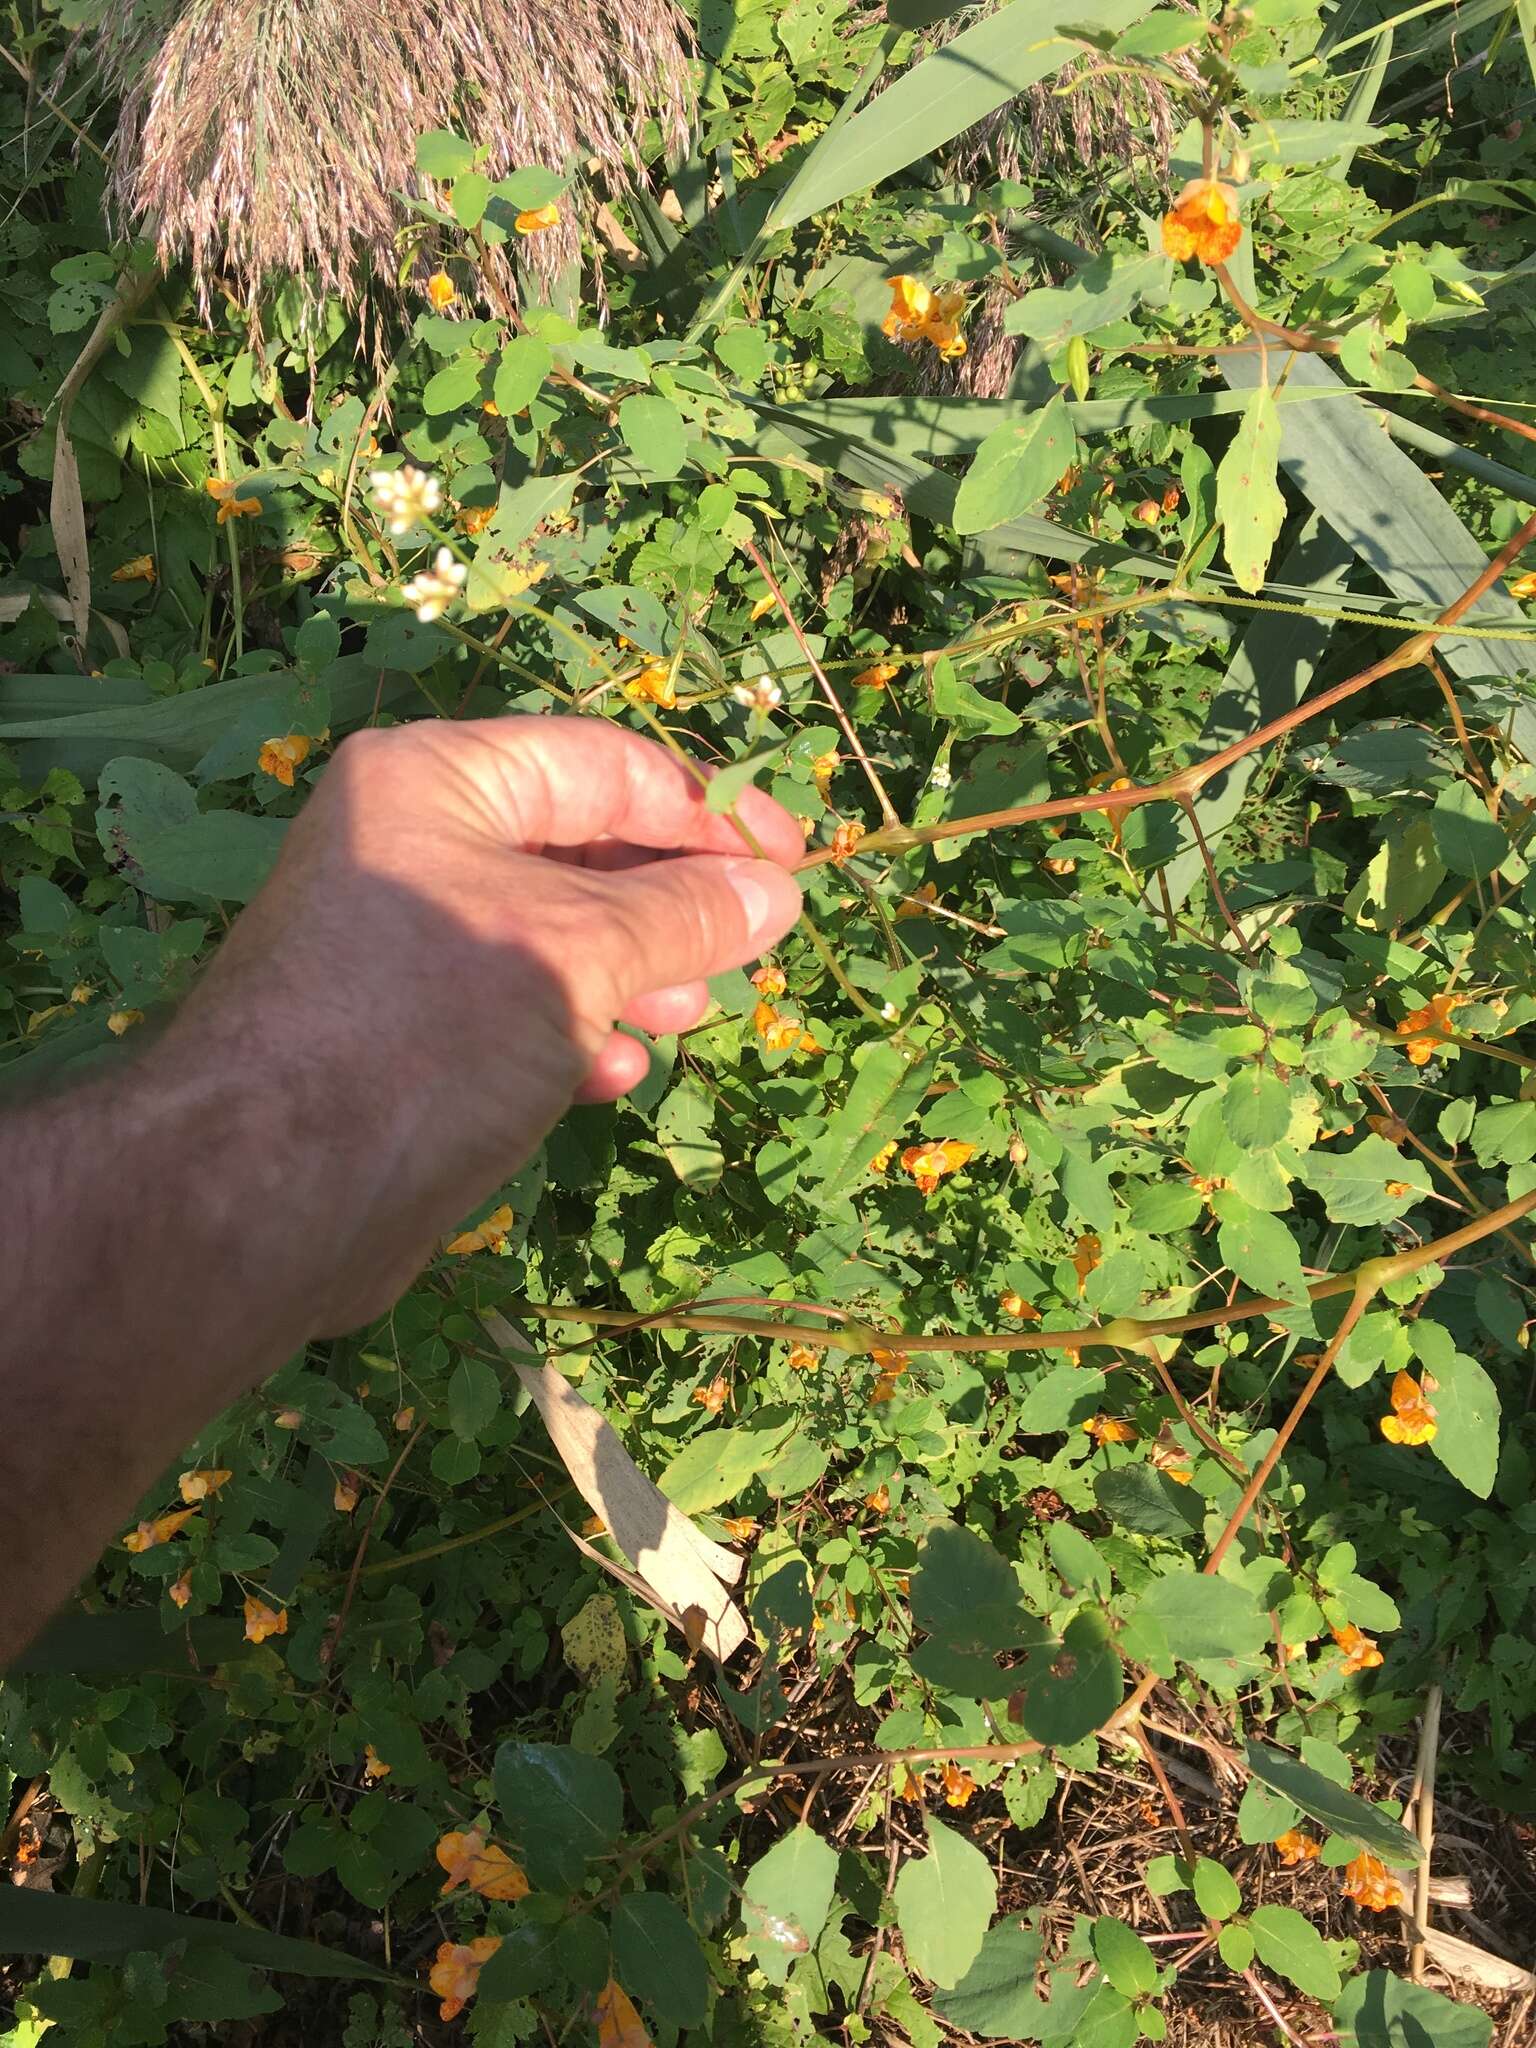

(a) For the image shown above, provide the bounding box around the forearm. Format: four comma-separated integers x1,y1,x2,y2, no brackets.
0,1012,394,1666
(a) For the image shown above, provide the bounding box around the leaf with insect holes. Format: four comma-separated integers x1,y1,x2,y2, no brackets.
954,395,1077,536
1217,383,1286,593
741,1826,838,1984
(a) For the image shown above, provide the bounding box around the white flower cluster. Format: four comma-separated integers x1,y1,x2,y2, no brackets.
733,678,783,713
369,464,443,536
401,546,467,623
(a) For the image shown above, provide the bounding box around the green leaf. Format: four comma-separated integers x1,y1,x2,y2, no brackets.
1295,1136,1431,1226
5,1609,247,1676
803,1038,935,1208
1191,1858,1242,1921
1003,252,1170,351
953,396,1077,536
931,657,1021,735
932,1919,1047,2038
1432,782,1509,878
704,743,789,813
1093,1465,1202,1538
741,1825,839,1985
893,1814,997,1989
493,336,554,417
1241,116,1384,164
1224,1070,1292,1150
611,1891,709,2028
0,1886,394,1983
447,1357,500,1441
96,757,286,905
1332,1971,1492,2048
1244,1744,1421,1864
659,1416,795,1514
422,357,482,416
416,129,476,178
1137,1574,1269,1669
486,470,578,553
494,1742,624,1892
450,170,491,229
1217,1923,1256,1971
1213,1195,1308,1304
1418,1338,1501,1498
1092,1917,1158,1997
767,0,1155,231
1017,1363,1106,1434
618,394,688,480
1247,1904,1342,2000
1016,1608,1122,1746
1217,384,1286,594
656,1080,725,1188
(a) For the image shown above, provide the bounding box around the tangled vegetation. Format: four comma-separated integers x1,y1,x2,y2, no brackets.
4,0,1536,2043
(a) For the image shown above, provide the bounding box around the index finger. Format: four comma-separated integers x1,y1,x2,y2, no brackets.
453,715,806,868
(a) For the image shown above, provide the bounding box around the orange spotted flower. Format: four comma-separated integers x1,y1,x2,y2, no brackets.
865,1483,891,1515
894,881,939,922
258,734,312,787
243,1596,288,1644
786,1344,820,1372
1342,1852,1406,1913
751,964,787,998
882,276,967,359
1380,1370,1438,1446
124,1508,199,1553
853,660,899,691
869,1140,898,1175
167,1570,193,1609
515,201,561,235
1332,1622,1384,1675
1397,991,1465,1065
178,1468,232,1504
623,661,676,708
429,1935,502,2022
205,477,262,524
999,1291,1039,1320
362,1745,391,1782
692,1375,729,1413
436,1829,530,1901
334,1471,363,1515
722,1515,758,1541
1511,570,1536,601
1149,1428,1193,1484
1275,1828,1322,1866
1073,1232,1102,1294
901,1139,975,1195
1161,179,1243,266
1081,1415,1137,1446
443,1204,514,1255
811,747,839,795
830,820,865,864
111,553,156,583
426,269,457,310
942,1761,977,1808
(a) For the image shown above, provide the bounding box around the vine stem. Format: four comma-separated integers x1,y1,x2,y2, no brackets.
512,1187,1536,1357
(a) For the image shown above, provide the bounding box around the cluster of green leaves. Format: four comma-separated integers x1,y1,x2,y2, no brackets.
5,0,1536,2043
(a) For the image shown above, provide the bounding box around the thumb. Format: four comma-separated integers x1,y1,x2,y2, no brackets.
592,854,802,1005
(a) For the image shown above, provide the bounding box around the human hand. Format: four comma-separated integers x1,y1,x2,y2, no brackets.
163,716,802,1326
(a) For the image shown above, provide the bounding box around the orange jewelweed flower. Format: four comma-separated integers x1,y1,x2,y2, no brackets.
1131,498,1160,526
894,881,939,922
1161,179,1243,266
1342,1852,1406,1913
692,1375,729,1413
205,478,261,525
830,820,865,864
436,1829,529,1901
853,661,899,691
811,747,839,795
124,1507,199,1553
595,1978,652,2048
111,553,156,583
1161,484,1181,513
882,275,967,358
426,269,457,309
1073,1231,1102,1294
870,1373,902,1404
865,1483,891,1515
273,1406,302,1428
1332,1622,1384,1674
751,964,787,998
243,1596,288,1643
869,1140,898,1175
942,1761,977,1808
622,661,677,708
786,1344,820,1372
167,1570,193,1609
515,201,561,235
429,1935,502,2022
898,1765,925,1802
107,1007,145,1036
178,1468,232,1504
458,502,495,535
761,1014,807,1052
258,734,312,787
1397,990,1465,1064
362,1744,391,1781
334,1471,363,1515
999,1291,1040,1320
1274,1828,1321,1866
1509,570,1536,600
443,1203,514,1255
722,1515,758,1541
1081,1415,1137,1446
1380,1370,1438,1446
1149,1429,1193,1483
394,1405,416,1431
901,1139,975,1195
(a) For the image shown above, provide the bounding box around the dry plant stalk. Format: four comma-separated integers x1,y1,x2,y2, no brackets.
95,0,692,320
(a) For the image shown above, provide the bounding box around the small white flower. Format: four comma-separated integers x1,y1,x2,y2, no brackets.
400,545,467,623
733,678,784,714
881,1001,900,1022
929,761,952,790
369,464,443,536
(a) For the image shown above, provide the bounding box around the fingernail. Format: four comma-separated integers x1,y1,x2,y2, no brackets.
722,858,780,939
